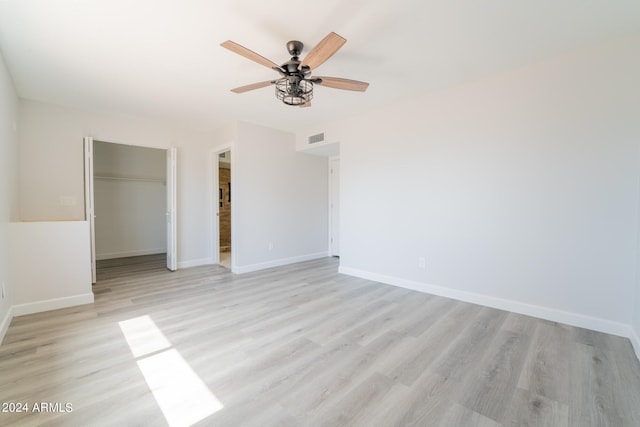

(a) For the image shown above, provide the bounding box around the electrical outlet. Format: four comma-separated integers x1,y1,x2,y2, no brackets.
418,256,426,269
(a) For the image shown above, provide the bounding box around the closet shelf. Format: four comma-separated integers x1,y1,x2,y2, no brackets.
94,175,165,183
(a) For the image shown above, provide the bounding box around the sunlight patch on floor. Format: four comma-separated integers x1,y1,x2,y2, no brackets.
119,315,171,357
119,315,223,426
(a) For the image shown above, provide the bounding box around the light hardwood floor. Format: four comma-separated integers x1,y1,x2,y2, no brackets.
1,255,639,426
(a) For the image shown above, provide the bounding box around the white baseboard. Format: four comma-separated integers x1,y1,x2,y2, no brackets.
96,249,166,260
0,306,13,346
178,258,215,269
234,252,327,274
339,266,632,339
12,293,95,317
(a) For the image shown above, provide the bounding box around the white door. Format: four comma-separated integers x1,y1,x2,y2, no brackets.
83,137,96,283
166,147,178,271
330,158,340,256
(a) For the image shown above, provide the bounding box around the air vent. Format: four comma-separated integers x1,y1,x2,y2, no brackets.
308,132,325,144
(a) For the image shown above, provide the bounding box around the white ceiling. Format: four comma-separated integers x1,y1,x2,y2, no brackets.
1,0,639,133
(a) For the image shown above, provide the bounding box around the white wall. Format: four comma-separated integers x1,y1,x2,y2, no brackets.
19,100,219,266
233,121,328,272
299,37,640,337
94,141,166,259
94,140,166,179
634,181,640,357
94,179,166,259
0,50,20,342
9,221,93,315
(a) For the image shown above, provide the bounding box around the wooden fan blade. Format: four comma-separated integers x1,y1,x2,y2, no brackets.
231,80,275,94
301,32,346,71
221,40,280,70
315,76,369,92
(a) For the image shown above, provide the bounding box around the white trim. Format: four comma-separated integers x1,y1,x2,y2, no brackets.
84,136,96,284
178,258,215,269
327,157,333,255
210,144,233,269
11,293,95,317
0,306,13,346
210,150,219,266
339,266,632,338
631,326,640,362
96,248,166,260
234,252,328,274
166,147,178,271
328,156,340,257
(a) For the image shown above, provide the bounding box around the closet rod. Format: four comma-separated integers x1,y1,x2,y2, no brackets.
94,175,165,183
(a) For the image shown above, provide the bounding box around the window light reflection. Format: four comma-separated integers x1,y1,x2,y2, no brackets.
118,315,223,426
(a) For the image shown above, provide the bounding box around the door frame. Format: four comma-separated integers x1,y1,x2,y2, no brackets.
329,156,340,256
210,144,234,269
166,147,178,271
84,137,178,276
83,137,96,283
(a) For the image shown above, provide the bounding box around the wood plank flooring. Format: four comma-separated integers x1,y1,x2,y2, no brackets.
1,254,639,426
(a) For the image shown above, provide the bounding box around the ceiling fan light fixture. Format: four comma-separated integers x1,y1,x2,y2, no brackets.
275,78,313,106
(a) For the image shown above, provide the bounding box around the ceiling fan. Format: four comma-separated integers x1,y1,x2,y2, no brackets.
220,32,369,107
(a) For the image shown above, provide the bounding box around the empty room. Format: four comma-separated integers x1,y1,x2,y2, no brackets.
1,1,640,426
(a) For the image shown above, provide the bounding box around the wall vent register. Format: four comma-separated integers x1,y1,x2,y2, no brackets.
308,132,325,144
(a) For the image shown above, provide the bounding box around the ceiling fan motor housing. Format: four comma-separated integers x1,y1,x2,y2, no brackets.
282,58,301,74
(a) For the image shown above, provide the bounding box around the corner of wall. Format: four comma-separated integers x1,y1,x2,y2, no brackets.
0,305,13,345
632,140,640,363
0,48,19,346
633,270,640,362
631,325,640,363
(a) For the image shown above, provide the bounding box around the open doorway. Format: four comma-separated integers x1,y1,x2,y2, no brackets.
217,151,232,269
85,139,177,281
